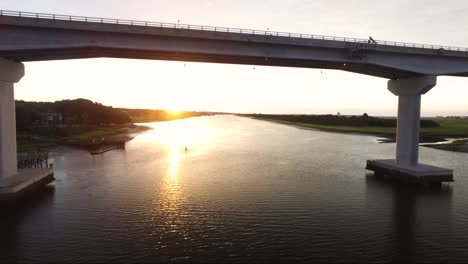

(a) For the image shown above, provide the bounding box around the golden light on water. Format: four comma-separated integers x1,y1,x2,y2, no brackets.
145,117,215,153
150,119,212,241
148,118,215,236
156,156,189,240
167,146,180,179
141,117,216,181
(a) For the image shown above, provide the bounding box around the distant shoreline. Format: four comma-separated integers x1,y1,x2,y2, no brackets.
251,117,468,153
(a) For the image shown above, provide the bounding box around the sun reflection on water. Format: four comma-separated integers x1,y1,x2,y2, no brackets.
167,146,180,179
146,118,217,243
144,118,215,157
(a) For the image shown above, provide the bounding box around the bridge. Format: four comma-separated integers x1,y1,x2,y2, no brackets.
1,10,464,200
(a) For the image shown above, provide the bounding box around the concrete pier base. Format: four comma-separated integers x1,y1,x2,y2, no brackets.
366,159,453,186
0,169,54,203
0,169,55,204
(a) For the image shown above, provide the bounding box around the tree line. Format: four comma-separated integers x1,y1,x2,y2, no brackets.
242,113,440,128
15,98,218,132
16,99,131,131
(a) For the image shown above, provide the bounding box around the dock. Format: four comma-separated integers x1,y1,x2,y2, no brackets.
90,142,125,155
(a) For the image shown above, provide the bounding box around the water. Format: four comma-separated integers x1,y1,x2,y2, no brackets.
1,115,467,263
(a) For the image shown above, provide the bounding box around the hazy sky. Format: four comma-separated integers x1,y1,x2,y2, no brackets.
1,0,468,116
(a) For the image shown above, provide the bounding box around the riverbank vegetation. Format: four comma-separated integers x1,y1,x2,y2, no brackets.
17,138,54,153
242,114,468,142
16,99,131,130
16,98,215,152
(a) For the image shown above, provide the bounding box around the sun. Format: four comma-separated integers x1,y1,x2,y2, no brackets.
166,109,183,116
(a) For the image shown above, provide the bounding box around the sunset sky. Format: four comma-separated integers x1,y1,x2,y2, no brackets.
1,0,468,116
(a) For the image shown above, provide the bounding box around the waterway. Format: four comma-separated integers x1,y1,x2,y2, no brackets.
1,115,467,263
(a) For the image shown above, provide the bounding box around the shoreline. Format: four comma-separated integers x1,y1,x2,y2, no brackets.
254,118,444,141
18,124,152,153
64,125,152,151
421,139,468,153
254,117,468,154
422,143,468,153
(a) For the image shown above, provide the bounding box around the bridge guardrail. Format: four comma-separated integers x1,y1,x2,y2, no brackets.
1,9,467,53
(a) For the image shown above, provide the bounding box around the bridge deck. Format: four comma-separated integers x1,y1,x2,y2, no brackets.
1,10,468,78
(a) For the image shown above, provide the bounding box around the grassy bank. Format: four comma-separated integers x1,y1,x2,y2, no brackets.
256,116,468,153
420,118,468,137
66,125,131,140
25,124,133,140
254,117,468,139
17,140,54,153
17,124,147,153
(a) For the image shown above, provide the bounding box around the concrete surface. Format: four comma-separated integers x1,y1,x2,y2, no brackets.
366,159,453,185
388,76,437,166
0,168,54,203
1,15,468,78
0,58,24,179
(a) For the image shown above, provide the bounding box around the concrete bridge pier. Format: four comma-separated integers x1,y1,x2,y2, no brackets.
0,58,54,203
0,58,23,179
366,75,454,185
390,75,436,167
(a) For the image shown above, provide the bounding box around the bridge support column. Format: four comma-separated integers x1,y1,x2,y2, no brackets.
0,58,54,203
0,58,24,179
366,75,453,185
389,75,436,166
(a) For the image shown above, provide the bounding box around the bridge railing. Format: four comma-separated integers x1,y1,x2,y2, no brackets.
1,9,467,53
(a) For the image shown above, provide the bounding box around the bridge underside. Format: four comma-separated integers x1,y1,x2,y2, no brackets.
0,47,423,79
2,15,468,79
